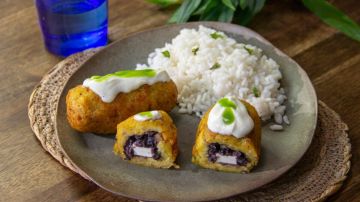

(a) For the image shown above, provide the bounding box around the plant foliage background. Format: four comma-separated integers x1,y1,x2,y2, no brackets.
147,0,360,42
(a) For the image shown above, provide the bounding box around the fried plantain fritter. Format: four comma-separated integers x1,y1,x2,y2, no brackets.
66,81,178,134
114,110,179,169
192,100,261,173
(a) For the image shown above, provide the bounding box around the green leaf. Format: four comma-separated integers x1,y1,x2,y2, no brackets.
233,7,253,25
168,6,182,22
252,86,260,97
254,0,266,14
162,50,170,58
210,32,224,39
193,0,212,15
218,5,235,22
168,0,202,23
165,0,266,25
200,8,222,21
222,0,236,11
239,0,247,10
245,0,254,10
192,46,199,55
231,0,239,8
244,46,253,54
233,0,265,25
146,0,181,7
242,0,265,14
210,62,221,70
199,1,235,22
303,0,360,42
199,0,222,20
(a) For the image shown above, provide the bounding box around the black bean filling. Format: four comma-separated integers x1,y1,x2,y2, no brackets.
207,143,248,166
124,131,161,160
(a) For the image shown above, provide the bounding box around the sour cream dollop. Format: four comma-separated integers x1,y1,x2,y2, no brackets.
83,69,170,103
134,111,161,122
207,97,254,138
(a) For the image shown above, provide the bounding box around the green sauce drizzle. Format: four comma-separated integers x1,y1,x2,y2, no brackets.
218,98,237,109
222,108,235,125
138,111,153,118
218,98,237,125
90,69,156,82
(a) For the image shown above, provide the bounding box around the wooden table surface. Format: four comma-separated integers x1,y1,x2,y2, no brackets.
0,0,359,201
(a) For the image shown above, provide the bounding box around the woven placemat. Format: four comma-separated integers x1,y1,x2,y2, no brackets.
28,49,351,201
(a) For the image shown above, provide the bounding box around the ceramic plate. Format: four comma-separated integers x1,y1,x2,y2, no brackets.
56,22,317,201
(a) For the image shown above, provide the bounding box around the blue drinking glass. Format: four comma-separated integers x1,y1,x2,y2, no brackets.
35,0,108,57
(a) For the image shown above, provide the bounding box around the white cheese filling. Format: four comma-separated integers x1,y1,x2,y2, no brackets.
133,146,153,158
215,154,237,165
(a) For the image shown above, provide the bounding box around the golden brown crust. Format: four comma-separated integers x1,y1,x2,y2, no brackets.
114,110,179,169
66,81,178,134
192,100,261,173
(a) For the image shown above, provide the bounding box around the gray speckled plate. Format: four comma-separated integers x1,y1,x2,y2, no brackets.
56,22,317,202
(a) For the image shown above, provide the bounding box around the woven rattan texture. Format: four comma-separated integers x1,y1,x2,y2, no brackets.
28,49,351,201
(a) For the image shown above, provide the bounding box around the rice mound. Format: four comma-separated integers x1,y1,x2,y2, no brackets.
137,26,287,122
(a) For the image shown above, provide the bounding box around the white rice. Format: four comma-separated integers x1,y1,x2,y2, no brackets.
137,25,287,126
269,124,284,131
283,115,290,125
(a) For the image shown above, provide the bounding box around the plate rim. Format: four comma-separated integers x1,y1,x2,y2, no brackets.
55,21,318,202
